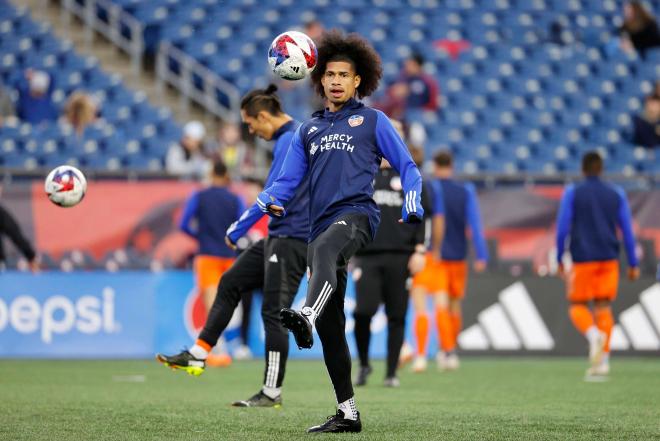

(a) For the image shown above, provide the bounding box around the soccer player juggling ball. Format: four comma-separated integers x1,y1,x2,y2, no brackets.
258,30,424,433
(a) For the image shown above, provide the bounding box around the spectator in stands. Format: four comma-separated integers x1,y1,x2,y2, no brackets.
16,69,57,125
376,54,440,121
63,92,98,136
304,19,324,42
216,121,249,176
652,79,660,99
632,94,660,148
166,120,211,179
0,199,38,272
0,80,15,127
619,1,660,58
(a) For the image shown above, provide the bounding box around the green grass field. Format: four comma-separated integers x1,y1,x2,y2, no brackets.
1,358,659,440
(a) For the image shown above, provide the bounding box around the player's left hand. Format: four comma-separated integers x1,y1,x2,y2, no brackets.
398,213,422,224
225,236,237,250
408,252,426,275
473,260,487,273
627,266,640,281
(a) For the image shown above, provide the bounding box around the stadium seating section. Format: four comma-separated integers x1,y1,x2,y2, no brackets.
0,1,182,172
1,0,659,174
105,0,660,175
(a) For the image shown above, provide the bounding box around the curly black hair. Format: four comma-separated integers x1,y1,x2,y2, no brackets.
311,29,383,99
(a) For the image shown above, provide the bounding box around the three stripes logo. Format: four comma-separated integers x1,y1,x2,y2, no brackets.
405,191,417,216
609,284,660,351
311,281,333,315
459,282,555,351
265,351,281,388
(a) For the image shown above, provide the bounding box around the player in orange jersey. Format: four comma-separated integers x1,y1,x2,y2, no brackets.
411,151,487,372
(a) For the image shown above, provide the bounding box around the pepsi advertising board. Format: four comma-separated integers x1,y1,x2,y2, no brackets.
1,271,659,358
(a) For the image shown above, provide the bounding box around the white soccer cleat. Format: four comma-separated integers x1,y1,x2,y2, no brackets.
233,344,253,361
586,360,610,378
589,331,607,368
398,341,414,367
436,351,448,370
412,356,427,373
446,353,460,371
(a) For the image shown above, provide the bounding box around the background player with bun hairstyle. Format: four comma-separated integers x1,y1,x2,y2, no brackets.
157,84,310,408
255,30,424,433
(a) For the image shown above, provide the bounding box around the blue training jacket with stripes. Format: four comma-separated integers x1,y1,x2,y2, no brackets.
226,120,310,243
257,98,424,242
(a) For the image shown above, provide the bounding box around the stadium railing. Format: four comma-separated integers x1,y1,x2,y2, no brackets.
59,0,241,121
155,42,240,123
60,0,143,76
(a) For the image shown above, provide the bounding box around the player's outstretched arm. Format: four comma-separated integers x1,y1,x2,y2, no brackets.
226,130,296,246
374,111,424,223
616,187,639,278
179,191,199,238
258,127,308,217
555,185,575,276
466,183,488,269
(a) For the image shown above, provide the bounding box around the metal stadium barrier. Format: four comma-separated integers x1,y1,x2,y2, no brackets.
155,42,241,123
60,0,143,76
58,0,240,120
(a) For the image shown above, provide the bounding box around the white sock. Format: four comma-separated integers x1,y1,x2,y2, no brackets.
338,397,358,420
585,326,600,344
301,306,318,327
601,353,610,365
262,386,281,399
189,344,209,360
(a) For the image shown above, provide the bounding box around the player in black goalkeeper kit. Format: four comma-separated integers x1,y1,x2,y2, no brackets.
254,31,424,433
352,139,442,388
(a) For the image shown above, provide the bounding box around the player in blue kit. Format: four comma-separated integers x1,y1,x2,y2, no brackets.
157,85,310,407
556,151,639,378
255,30,424,433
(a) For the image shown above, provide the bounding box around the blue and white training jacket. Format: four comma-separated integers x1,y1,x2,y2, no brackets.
226,120,310,243
257,98,424,242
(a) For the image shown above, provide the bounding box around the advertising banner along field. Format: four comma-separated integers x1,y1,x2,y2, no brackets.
1,182,658,270
1,271,658,358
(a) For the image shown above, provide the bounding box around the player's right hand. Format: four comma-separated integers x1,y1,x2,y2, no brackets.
268,204,285,217
256,192,286,217
627,266,640,281
408,252,426,275
557,263,565,279
28,259,40,274
225,236,237,251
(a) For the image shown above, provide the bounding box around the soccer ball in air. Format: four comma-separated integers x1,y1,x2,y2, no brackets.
45,165,87,207
268,31,317,80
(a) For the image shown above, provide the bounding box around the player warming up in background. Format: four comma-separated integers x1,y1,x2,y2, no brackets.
352,122,439,388
178,160,243,367
256,30,424,433
158,85,310,407
556,151,639,379
411,151,487,372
